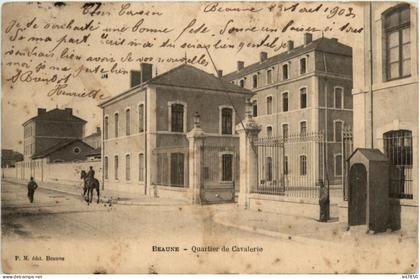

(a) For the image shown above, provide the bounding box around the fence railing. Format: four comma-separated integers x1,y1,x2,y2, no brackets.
252,132,325,199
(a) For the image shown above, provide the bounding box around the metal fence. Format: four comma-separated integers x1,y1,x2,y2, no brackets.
342,127,353,201
153,146,189,187
252,132,325,199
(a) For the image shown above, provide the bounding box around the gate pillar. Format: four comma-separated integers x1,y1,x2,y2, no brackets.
187,112,206,204
236,111,261,209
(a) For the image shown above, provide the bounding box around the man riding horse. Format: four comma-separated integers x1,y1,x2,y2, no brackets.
81,166,100,204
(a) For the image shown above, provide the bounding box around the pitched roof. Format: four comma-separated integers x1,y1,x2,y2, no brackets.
23,108,86,126
99,64,253,108
223,37,352,81
347,148,390,162
32,139,93,159
86,147,101,157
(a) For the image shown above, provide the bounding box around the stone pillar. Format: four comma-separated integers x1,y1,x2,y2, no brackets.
236,114,261,208
186,113,206,204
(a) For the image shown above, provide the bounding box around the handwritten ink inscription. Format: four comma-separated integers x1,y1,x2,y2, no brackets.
2,2,363,101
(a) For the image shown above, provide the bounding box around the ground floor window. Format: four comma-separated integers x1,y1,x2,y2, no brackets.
104,156,108,179
139,153,144,182
126,154,131,181
170,153,184,186
114,155,119,180
265,156,273,181
335,154,343,176
222,154,233,181
384,129,413,199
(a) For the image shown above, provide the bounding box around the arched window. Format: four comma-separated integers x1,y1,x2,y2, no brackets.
383,4,411,80
125,154,131,181
300,87,307,109
266,96,273,115
125,108,131,136
282,92,289,112
114,113,119,138
104,116,109,140
138,104,144,132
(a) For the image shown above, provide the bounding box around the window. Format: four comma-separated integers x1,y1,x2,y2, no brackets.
300,155,307,176
252,101,258,117
334,121,343,142
171,103,184,132
300,57,307,74
300,87,307,109
114,113,119,138
265,157,273,181
300,121,307,136
138,153,144,182
283,156,288,175
170,153,184,186
138,104,144,132
282,92,288,112
282,64,289,80
384,4,411,80
383,130,413,199
104,116,109,139
125,108,131,136
267,69,272,84
125,154,131,181
104,156,108,179
73,147,80,154
114,155,119,180
282,124,288,139
266,96,273,115
239,79,245,88
267,126,273,138
222,154,233,181
335,154,343,176
334,87,344,109
252,74,258,88
221,107,233,135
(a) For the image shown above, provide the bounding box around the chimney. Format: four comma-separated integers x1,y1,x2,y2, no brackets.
65,108,73,115
237,61,244,71
287,40,294,51
140,63,153,83
260,52,268,62
130,70,142,87
37,108,46,115
304,33,313,45
217,70,223,78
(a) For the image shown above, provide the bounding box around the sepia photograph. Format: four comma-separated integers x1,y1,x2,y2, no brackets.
1,0,418,275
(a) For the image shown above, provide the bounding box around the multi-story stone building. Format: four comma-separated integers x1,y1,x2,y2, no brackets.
99,63,252,200
352,2,418,230
224,33,353,189
22,108,86,161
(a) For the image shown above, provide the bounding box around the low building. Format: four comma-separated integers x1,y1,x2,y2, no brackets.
31,139,96,163
99,63,253,200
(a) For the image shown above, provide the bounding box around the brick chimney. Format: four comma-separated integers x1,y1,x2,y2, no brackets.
130,70,142,88
37,108,46,115
287,40,294,51
260,52,268,62
140,63,153,83
217,70,223,78
237,61,244,71
304,33,313,45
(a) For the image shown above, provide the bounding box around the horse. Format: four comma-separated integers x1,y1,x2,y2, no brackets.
80,170,100,204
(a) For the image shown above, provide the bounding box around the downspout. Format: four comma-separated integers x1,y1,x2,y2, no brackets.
369,2,374,148
144,87,148,195
102,108,105,190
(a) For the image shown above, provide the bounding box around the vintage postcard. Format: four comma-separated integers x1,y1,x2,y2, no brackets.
1,1,418,274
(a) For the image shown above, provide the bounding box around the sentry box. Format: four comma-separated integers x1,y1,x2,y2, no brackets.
347,148,390,233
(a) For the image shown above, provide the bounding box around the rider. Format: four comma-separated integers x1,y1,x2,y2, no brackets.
87,166,95,185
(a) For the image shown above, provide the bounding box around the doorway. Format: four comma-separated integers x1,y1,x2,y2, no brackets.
349,163,367,226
